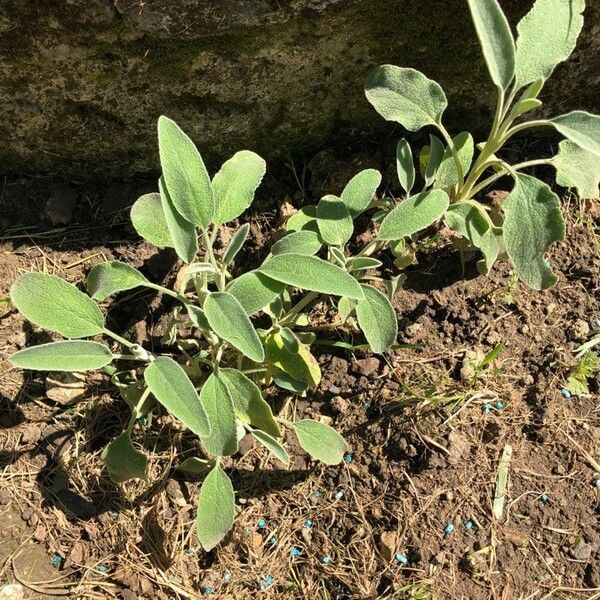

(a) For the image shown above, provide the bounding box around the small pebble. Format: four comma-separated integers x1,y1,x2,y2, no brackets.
257,518,267,529
334,490,344,500
363,402,371,409
444,523,455,535
482,404,492,414
464,519,474,530
303,519,313,529
291,547,302,557
594,318,600,328
269,535,277,546
98,564,107,573
109,511,118,520
321,555,331,564
495,401,504,411
540,493,549,502
223,571,232,582
395,553,408,565
560,388,571,399
50,554,62,568
344,454,353,463
203,587,213,596
594,479,600,489
185,548,196,556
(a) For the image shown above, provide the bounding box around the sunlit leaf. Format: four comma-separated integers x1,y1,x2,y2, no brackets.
222,223,250,265
355,284,397,353
551,111,600,157
10,341,113,372
340,169,382,217
435,132,474,188
87,261,150,301
271,231,322,256
227,271,286,316
293,419,347,465
552,139,600,198
249,428,290,465
199,372,238,457
317,195,353,246
130,193,174,248
396,139,415,195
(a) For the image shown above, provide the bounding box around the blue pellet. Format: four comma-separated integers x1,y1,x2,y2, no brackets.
335,490,344,500
51,554,62,568
303,519,313,529
594,479,600,489
540,493,549,502
257,518,267,529
203,587,213,596
495,401,504,410
321,555,331,564
465,519,474,530
395,553,408,565
344,454,353,463
444,523,455,535
223,571,232,582
98,564,107,573
561,388,571,399
363,402,371,409
291,547,302,557
185,548,196,556
482,404,492,414
269,535,277,546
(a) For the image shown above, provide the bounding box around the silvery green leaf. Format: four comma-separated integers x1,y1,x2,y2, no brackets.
518,78,544,102
10,273,104,338
340,169,382,217
317,195,353,246
346,257,382,273
227,271,286,316
102,432,148,484
365,65,447,130
264,330,321,387
502,174,565,290
272,370,309,394
222,223,250,265
177,456,214,475
467,0,515,90
159,176,199,264
337,297,356,323
249,428,290,465
286,205,319,233
378,189,450,241
87,261,150,301
158,116,214,228
186,263,215,276
355,284,397,353
293,419,347,465
271,230,322,256
329,246,346,267
144,356,210,438
186,304,210,330
130,193,174,248
509,98,542,119
550,111,600,157
552,140,600,199
514,0,585,88
435,132,474,189
196,465,235,551
279,327,300,352
212,151,266,225
10,340,113,372
199,372,238,457
385,274,406,300
396,138,415,195
424,135,445,187
204,292,265,362
219,368,280,438
259,254,364,299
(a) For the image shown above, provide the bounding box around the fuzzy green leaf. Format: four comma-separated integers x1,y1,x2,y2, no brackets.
293,419,347,465
271,231,322,256
220,368,280,438
10,340,113,372
510,98,542,119
196,465,235,551
159,176,198,264
317,195,353,246
436,132,474,188
87,261,150,301
467,0,515,90
515,0,585,88
552,140,600,198
502,174,565,290
144,357,210,438
286,205,319,233
259,254,364,299
551,111,600,157
396,139,415,195
212,150,266,225
264,330,321,387
222,223,250,265
355,284,397,353
346,257,382,273
158,116,214,228
102,432,148,484
204,292,264,362
340,169,382,217
365,65,447,130
130,193,174,248
199,372,238,457
378,189,450,241
226,271,286,316
249,428,290,465
186,304,210,330
11,273,104,338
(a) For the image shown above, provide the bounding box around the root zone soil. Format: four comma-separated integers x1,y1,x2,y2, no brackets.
0,188,598,600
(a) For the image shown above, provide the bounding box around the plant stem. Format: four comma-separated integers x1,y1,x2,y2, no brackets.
500,119,551,145
145,282,187,303
469,158,554,196
103,328,137,350
279,291,318,326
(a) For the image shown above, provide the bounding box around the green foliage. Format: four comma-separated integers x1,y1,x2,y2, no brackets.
199,372,238,457
293,420,347,465
355,284,398,353
9,341,113,372
566,351,599,395
341,169,382,217
317,195,353,246
552,140,600,199
102,432,148,484
87,261,150,301
396,139,415,195
130,193,173,248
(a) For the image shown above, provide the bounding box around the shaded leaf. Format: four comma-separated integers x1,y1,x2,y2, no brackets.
272,370,309,394
286,205,319,233
264,330,321,387
355,284,397,353
396,138,415,195
552,139,600,198
199,372,238,457
293,419,347,465
87,261,150,301
227,271,286,315
130,193,173,248
424,134,445,187
249,428,290,464
101,432,148,484
10,340,113,372
340,169,382,217
317,195,353,246
177,456,214,475
222,223,250,265
271,230,322,256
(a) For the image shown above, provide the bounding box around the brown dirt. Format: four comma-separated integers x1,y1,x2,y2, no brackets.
0,184,599,599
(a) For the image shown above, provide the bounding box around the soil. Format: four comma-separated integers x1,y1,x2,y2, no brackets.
0,172,599,600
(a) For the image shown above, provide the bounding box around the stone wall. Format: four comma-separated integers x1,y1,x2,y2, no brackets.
0,0,598,179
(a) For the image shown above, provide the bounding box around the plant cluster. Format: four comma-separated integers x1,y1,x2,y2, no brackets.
8,0,599,550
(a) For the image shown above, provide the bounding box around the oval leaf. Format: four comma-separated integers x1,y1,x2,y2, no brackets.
424,134,445,187
551,111,600,157
219,368,280,438
341,169,382,217
502,174,565,290
271,230,322,257
259,254,364,300
204,292,265,363
435,132,474,189
101,432,148,484
130,193,174,248
365,65,447,130
10,340,113,372
199,372,238,457
286,205,319,233
515,0,585,88
378,189,450,241
249,428,290,465
552,139,600,199
11,273,104,338
467,0,515,90
264,330,321,387
196,465,235,551
396,139,415,195
317,195,353,246
212,150,266,225
87,261,150,301
222,223,250,266
355,284,398,353
158,116,214,228
144,356,210,438
293,419,347,465
227,271,286,316
159,176,199,263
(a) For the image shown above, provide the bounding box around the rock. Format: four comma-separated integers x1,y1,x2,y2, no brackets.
379,530,396,562
46,372,87,404
352,358,380,377
0,584,24,600
459,349,485,381
571,319,590,341
574,541,593,561
330,396,349,413
43,188,77,225
447,431,470,465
